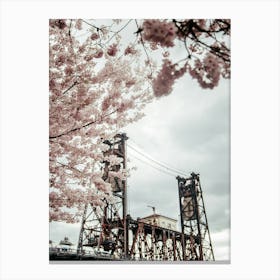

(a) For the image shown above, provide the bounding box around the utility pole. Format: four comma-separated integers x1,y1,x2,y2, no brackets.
147,205,156,225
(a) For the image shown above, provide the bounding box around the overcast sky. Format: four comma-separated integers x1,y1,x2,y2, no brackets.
124,72,230,261
50,19,230,261
50,73,230,261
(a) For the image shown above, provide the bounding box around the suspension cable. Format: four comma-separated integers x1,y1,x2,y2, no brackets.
128,152,178,178
128,138,189,175
127,143,188,177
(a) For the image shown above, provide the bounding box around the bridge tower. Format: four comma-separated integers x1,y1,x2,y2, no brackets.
75,134,215,261
176,173,215,260
77,133,129,259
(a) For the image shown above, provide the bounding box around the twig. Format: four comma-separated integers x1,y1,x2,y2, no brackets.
134,20,153,76
49,108,118,139
106,19,133,45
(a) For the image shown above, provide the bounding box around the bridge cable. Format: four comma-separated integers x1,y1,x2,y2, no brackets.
128,152,178,178
127,143,188,177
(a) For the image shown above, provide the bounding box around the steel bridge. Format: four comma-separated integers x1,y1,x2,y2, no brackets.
50,133,214,261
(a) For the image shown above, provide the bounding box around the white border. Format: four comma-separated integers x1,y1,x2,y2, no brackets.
0,1,279,279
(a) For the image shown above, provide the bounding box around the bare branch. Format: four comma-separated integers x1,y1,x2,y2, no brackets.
106,19,133,44
134,20,153,76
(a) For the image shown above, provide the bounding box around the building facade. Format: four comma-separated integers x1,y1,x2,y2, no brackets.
139,214,177,231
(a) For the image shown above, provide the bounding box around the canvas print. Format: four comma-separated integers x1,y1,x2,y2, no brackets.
49,19,230,262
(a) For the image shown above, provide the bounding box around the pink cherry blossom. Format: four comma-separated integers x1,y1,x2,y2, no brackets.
107,44,118,56
152,59,187,97
189,53,221,89
142,19,178,48
50,19,67,30
91,33,99,40
75,19,83,30
49,19,156,223
124,45,137,55
49,18,230,223
93,50,103,58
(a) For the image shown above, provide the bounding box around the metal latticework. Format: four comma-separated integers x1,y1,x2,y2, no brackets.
177,173,215,261
129,220,184,261
57,135,215,261
77,133,129,259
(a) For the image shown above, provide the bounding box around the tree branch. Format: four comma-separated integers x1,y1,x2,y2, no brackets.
50,81,79,103
55,160,84,174
49,108,118,139
134,20,153,76
63,81,78,95
106,19,133,45
174,19,230,63
82,20,100,31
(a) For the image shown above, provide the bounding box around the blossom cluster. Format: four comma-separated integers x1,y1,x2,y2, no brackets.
49,18,230,224
142,19,178,48
124,45,137,55
104,154,123,166
107,44,118,56
49,19,153,223
189,53,221,89
49,19,67,30
152,59,187,97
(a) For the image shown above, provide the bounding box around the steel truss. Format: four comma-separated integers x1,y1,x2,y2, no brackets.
177,173,215,261
76,134,214,261
77,133,128,259
129,219,184,261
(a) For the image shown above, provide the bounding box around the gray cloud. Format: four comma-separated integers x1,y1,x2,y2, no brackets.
124,77,230,260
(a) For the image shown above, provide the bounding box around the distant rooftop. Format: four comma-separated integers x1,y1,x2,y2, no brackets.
140,214,177,222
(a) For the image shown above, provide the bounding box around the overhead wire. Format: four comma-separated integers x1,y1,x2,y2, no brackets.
128,138,190,176
128,152,178,178
127,142,188,177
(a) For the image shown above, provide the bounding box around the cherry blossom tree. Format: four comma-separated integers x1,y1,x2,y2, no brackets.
139,19,230,95
49,19,230,223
